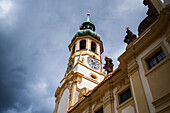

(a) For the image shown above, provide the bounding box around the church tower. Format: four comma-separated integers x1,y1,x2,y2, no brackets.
53,11,105,113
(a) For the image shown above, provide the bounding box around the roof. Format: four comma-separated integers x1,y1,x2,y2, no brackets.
68,68,121,113
71,29,101,42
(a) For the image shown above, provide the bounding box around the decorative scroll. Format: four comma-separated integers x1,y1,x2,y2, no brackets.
138,0,159,35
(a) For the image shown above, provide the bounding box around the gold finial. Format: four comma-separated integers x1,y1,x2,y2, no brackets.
87,10,90,16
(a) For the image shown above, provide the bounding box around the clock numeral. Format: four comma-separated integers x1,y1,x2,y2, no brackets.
66,60,74,73
87,57,100,70
95,65,99,69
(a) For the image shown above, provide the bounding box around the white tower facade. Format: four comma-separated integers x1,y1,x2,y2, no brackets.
53,11,105,113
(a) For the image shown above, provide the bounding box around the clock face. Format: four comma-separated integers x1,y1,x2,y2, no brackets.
66,60,74,74
87,57,100,70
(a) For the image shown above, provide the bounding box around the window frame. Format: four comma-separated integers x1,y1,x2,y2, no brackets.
71,44,75,55
147,49,166,69
91,41,96,53
141,42,169,75
90,73,98,80
118,88,132,104
80,40,86,50
95,107,103,113
116,83,133,109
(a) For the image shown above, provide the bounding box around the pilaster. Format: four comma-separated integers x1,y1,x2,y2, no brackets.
103,86,115,113
128,59,150,113
70,81,77,106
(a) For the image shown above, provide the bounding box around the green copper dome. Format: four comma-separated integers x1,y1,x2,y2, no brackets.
71,29,101,42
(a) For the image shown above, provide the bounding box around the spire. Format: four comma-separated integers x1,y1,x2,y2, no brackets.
79,10,95,31
86,10,90,22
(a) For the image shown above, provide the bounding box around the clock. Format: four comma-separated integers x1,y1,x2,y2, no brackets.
87,57,100,70
66,60,74,73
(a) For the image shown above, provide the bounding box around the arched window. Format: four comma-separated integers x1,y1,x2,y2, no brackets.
91,41,96,52
80,40,86,50
71,45,75,55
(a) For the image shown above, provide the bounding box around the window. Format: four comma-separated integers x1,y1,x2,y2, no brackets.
80,40,86,50
90,74,97,80
141,43,169,73
72,45,75,55
95,107,103,113
119,88,132,104
147,49,166,69
91,41,96,52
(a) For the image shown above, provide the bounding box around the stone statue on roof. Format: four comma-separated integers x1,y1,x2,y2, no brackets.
103,56,114,74
124,27,137,45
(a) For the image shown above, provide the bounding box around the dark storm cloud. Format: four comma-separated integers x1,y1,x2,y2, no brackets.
0,0,59,113
0,65,30,112
0,0,147,113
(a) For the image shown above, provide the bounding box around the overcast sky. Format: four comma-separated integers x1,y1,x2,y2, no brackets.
0,0,147,113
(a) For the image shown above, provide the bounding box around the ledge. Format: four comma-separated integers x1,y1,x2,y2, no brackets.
152,93,170,107
72,29,101,42
117,97,133,110
78,61,105,76
152,93,170,113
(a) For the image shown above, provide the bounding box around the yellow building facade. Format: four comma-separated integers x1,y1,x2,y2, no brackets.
54,0,170,113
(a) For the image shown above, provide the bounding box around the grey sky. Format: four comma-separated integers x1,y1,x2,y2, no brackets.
0,0,147,113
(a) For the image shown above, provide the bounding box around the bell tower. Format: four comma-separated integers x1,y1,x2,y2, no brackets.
53,11,105,113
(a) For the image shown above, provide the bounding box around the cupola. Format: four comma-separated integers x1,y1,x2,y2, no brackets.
79,10,95,31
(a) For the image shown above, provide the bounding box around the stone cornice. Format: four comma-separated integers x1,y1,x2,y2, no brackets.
118,9,169,69
127,60,139,76
152,93,170,108
152,93,170,113
133,9,169,55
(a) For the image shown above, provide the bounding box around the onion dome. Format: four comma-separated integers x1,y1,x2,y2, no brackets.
79,10,95,31
71,10,101,42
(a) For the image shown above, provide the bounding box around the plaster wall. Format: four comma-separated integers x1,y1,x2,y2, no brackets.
74,64,104,82
113,87,118,113
136,35,168,113
57,89,69,113
129,78,139,113
78,78,96,90
97,43,100,56
122,105,135,113
75,91,79,104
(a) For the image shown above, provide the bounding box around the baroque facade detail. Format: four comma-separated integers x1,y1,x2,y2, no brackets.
138,0,159,35
53,1,170,113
